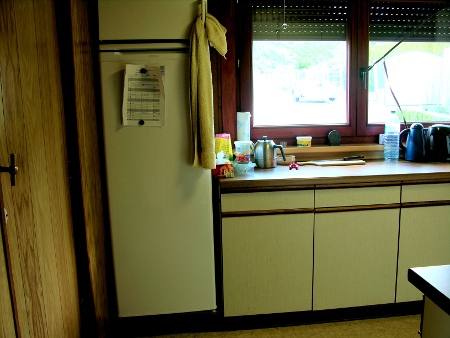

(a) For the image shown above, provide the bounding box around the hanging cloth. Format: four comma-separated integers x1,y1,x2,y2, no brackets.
190,13,227,169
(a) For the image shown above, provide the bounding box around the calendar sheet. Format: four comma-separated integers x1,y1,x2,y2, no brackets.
122,64,165,126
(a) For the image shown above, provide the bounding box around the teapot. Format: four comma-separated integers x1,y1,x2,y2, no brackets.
399,123,429,162
254,136,286,168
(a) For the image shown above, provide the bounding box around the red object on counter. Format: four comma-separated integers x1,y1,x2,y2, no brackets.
289,163,299,170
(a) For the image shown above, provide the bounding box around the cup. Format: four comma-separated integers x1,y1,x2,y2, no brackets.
234,141,253,163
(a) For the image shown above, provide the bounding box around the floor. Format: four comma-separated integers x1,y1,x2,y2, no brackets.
152,315,421,338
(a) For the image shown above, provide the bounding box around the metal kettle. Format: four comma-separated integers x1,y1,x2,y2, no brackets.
399,123,429,162
254,136,286,168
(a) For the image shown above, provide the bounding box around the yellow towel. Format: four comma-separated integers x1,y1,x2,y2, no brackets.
190,13,227,169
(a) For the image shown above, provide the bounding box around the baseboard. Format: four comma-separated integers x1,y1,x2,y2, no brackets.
112,301,422,337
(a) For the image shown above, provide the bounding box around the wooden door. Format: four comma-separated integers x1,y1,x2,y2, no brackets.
0,169,15,338
0,0,80,336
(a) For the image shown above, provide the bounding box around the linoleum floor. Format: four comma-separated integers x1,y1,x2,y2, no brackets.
153,315,421,338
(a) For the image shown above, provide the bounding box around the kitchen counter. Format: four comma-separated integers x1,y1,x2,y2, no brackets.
216,160,450,319
219,160,450,191
408,265,450,337
408,265,450,316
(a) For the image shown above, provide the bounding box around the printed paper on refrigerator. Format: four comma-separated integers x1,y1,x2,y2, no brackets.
122,64,166,127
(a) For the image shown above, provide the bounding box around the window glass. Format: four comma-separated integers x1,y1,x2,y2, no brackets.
252,1,348,127
253,41,347,126
368,2,450,124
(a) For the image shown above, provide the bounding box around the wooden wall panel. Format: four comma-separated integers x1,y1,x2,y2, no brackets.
211,1,237,139
68,0,111,335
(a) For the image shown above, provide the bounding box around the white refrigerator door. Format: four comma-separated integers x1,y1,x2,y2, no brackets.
100,51,216,317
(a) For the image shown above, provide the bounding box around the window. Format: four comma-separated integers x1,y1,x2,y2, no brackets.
368,2,450,125
252,1,348,127
236,0,450,143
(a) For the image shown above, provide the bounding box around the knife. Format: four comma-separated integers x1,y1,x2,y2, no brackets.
297,156,365,166
343,155,364,161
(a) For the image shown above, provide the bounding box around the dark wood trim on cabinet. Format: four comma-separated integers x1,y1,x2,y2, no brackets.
220,185,315,194
400,179,450,186
315,203,401,214
401,200,450,208
222,208,314,218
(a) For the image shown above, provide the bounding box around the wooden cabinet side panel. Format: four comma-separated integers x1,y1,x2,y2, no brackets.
397,206,450,302
222,214,314,316
314,209,399,310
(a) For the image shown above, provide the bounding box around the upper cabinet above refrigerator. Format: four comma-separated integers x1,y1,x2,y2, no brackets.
98,0,199,41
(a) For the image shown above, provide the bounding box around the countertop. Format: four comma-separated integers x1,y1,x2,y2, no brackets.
408,265,450,316
218,160,450,191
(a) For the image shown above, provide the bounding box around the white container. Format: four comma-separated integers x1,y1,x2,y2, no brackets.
234,140,253,163
237,112,251,141
384,111,400,162
296,136,312,147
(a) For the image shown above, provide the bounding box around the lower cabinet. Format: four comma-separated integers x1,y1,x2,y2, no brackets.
313,209,399,310
222,213,314,317
396,205,450,302
219,182,450,316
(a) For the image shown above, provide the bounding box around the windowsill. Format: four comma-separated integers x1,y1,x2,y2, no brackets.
280,143,385,161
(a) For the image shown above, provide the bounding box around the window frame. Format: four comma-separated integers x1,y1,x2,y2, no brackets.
231,0,450,145
237,0,366,144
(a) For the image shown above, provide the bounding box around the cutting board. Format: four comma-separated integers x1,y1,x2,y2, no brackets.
297,160,366,166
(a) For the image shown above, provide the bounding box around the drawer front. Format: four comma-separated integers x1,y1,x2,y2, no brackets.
402,183,450,203
221,190,314,212
315,186,400,208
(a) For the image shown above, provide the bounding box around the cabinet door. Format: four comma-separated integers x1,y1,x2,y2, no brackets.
397,206,450,302
222,213,313,317
314,209,399,310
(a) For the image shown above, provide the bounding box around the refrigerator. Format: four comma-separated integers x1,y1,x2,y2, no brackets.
98,0,216,317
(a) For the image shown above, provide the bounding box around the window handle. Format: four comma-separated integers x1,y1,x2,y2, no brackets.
360,68,368,90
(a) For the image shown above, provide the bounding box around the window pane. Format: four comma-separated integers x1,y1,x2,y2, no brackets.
368,42,450,124
368,1,450,124
253,41,347,126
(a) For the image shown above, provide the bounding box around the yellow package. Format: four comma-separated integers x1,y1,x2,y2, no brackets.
215,133,233,163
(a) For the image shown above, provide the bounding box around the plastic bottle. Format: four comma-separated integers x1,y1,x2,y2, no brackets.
384,110,400,162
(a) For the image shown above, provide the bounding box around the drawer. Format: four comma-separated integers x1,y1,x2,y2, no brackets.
402,183,450,203
315,186,400,208
221,190,314,212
